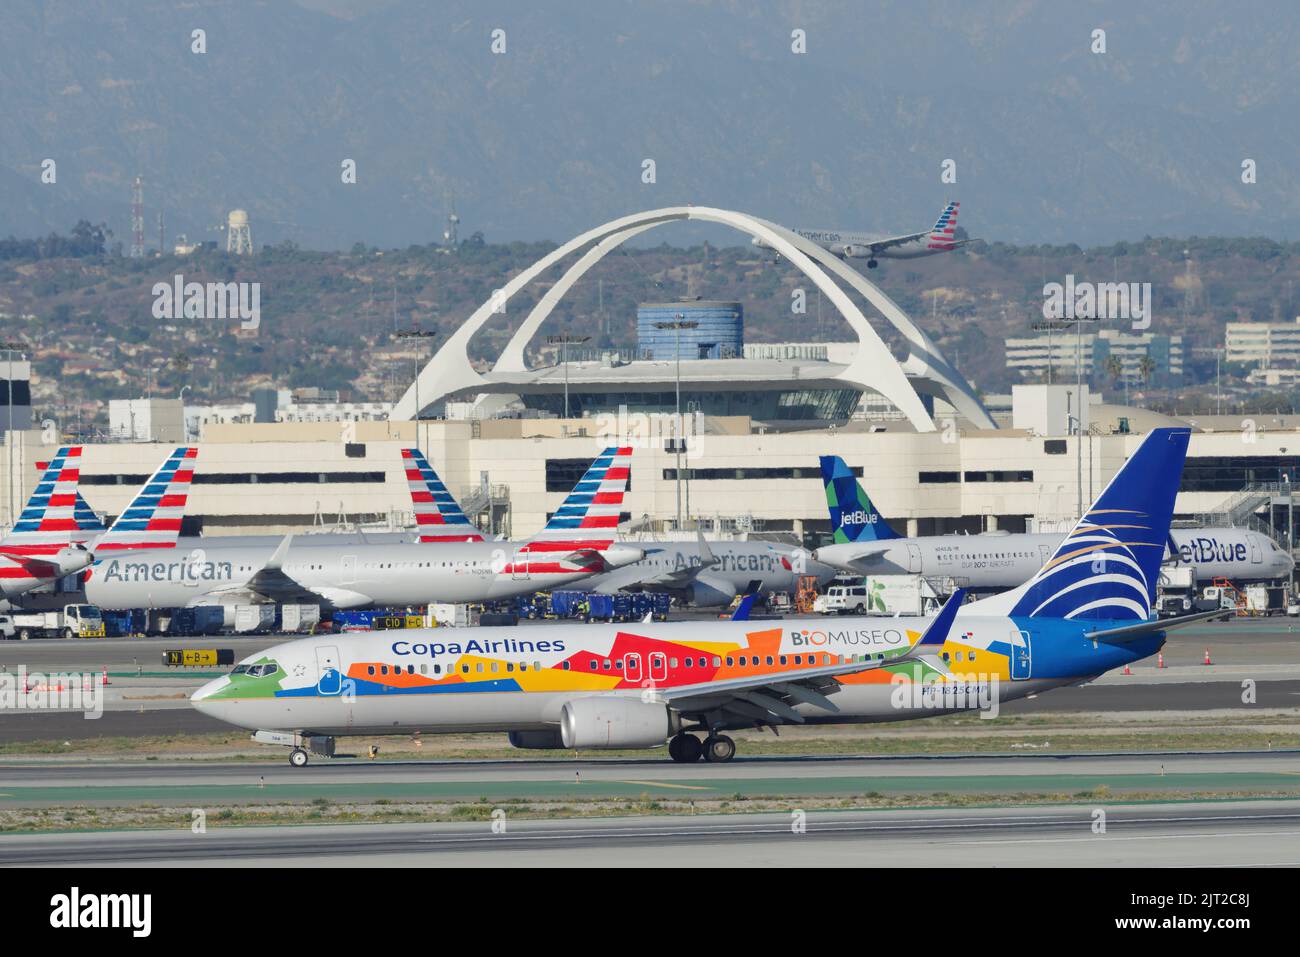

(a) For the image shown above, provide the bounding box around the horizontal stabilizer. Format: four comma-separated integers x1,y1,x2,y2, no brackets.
1084,608,1231,644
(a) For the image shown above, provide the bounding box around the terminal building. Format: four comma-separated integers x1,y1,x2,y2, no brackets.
1,207,1296,565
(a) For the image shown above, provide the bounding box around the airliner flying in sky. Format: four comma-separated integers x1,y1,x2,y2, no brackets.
812,455,1294,592
753,201,973,269
84,447,642,610
193,428,1220,766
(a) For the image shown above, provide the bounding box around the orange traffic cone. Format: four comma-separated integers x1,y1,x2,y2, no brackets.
1122,664,1132,675
1157,652,1165,669
102,667,110,686
1203,647,1213,666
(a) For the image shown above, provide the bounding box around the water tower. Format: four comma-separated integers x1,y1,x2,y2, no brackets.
226,209,253,255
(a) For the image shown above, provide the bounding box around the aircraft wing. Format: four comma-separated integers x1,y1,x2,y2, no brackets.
835,546,891,571
202,535,373,608
859,229,929,252
653,589,964,723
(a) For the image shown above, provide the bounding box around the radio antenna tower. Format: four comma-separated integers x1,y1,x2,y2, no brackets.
130,176,145,258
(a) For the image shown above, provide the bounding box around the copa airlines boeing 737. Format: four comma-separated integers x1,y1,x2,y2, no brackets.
752,201,973,269
812,455,1294,590
193,428,1221,766
84,447,643,610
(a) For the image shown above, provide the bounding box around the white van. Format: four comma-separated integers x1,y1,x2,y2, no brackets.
813,584,870,615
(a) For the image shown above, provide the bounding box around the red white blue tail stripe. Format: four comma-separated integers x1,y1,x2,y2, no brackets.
522,446,632,555
927,201,959,250
94,447,198,551
2,446,91,553
401,448,484,543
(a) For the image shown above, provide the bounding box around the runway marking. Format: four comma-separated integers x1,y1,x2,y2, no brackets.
613,780,715,791
946,828,1300,847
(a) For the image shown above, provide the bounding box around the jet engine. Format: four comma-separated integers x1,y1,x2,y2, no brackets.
53,544,93,576
507,729,566,750
841,244,874,258
560,697,680,750
681,572,738,608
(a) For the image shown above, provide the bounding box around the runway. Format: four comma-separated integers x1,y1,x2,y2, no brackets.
3,801,1298,866
1,749,1296,805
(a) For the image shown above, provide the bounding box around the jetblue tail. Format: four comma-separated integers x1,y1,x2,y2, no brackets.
401,449,485,543
971,428,1191,621
94,447,198,551
819,455,899,544
527,446,632,552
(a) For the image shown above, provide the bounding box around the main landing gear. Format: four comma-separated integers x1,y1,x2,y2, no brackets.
289,747,310,768
668,732,736,763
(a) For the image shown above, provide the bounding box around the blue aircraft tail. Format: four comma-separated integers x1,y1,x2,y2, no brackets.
972,428,1191,621
819,455,900,544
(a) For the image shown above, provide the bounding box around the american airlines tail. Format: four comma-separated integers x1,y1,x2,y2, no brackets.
968,428,1191,621
524,446,632,554
400,448,485,543
819,454,899,543
927,201,960,251
93,447,198,551
1,447,101,553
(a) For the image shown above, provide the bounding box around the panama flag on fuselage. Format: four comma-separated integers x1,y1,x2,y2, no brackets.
401,448,485,543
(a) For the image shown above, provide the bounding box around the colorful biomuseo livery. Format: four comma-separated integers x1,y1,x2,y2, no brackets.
193,428,1223,766
814,454,1294,587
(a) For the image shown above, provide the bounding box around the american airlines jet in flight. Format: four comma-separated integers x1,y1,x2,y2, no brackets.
84,447,643,609
812,455,1294,590
753,201,973,269
193,428,1224,766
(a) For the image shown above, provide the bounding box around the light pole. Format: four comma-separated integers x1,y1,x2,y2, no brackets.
655,317,699,530
546,334,591,420
394,328,438,453
1,341,23,529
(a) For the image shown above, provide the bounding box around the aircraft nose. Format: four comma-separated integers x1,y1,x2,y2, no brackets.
190,676,227,705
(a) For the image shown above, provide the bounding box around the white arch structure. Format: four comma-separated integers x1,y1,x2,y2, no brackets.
393,206,994,432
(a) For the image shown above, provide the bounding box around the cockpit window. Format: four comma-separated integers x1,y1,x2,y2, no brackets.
233,663,277,677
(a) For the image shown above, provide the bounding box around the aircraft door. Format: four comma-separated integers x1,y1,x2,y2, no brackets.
511,549,529,580
316,645,343,696
1009,628,1032,680
624,653,642,683
340,555,357,584
1038,544,1054,566
1249,535,1263,565
649,652,668,682
907,544,922,573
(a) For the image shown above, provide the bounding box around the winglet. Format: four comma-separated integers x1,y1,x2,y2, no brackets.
696,528,717,567
265,533,294,572
912,588,966,650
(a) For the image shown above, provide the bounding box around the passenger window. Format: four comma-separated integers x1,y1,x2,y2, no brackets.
712,657,721,667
